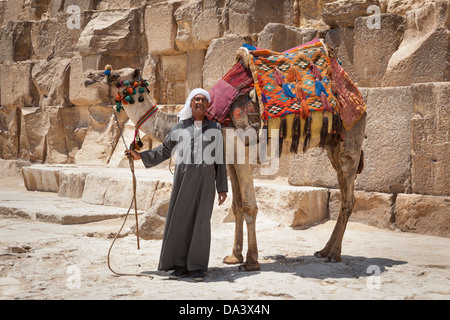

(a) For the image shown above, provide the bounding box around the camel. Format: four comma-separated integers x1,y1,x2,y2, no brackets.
84,61,366,269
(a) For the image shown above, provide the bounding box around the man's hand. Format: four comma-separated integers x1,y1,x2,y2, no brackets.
125,149,141,161
218,192,227,206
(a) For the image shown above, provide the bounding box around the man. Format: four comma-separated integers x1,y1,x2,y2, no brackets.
127,88,228,282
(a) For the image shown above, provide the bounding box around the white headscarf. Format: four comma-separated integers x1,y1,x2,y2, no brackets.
177,88,211,121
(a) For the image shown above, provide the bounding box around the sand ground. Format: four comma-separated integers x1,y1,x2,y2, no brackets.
0,175,449,301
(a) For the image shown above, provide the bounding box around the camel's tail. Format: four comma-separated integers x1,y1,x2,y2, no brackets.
357,149,364,174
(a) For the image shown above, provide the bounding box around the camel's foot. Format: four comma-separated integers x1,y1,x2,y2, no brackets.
314,247,342,263
223,254,244,265
239,260,260,271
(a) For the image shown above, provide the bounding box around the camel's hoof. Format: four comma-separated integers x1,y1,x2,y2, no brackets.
314,251,325,258
239,261,260,271
314,250,341,263
223,254,243,265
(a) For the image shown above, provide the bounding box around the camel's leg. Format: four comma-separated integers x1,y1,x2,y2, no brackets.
235,163,259,271
223,164,244,264
315,113,366,262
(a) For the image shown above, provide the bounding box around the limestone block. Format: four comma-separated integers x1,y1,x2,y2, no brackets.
58,169,91,198
96,0,142,10
77,9,143,57
22,165,60,192
74,105,127,166
156,54,186,104
395,193,450,237
0,107,21,160
387,0,437,15
130,180,173,240
410,82,450,196
353,13,405,87
0,62,38,108
257,23,323,53
298,0,334,29
356,87,413,193
202,35,247,91
382,1,449,86
186,50,206,94
69,54,107,107
145,1,182,55
329,190,394,230
255,184,329,228
32,58,72,107
322,0,387,28
288,148,338,189
0,20,32,63
175,0,222,52
325,27,357,83
30,12,92,61
228,0,295,35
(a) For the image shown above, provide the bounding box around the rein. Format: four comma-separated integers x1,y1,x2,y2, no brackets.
105,66,157,279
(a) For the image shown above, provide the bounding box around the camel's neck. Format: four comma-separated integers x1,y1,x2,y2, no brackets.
123,102,179,143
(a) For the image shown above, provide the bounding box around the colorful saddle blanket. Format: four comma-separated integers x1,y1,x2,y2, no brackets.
248,38,366,130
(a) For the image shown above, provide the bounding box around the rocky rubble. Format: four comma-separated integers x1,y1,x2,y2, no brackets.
0,0,449,237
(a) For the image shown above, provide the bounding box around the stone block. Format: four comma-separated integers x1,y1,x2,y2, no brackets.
0,62,38,108
77,9,143,57
288,148,338,189
186,50,206,93
325,27,357,83
74,105,127,166
22,165,61,192
145,1,182,55
32,58,72,107
202,34,247,91
228,0,295,35
175,0,222,52
257,23,322,52
0,107,21,160
382,1,449,86
322,0,387,28
255,184,329,228
395,193,450,237
353,13,405,87
356,87,413,193
69,54,107,107
298,0,334,29
329,190,394,230
0,20,32,63
411,82,450,196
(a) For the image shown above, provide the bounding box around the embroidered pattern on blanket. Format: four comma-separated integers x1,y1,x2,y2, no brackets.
251,41,339,120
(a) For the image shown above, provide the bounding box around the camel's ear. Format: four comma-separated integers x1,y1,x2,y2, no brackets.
111,72,121,81
132,68,140,79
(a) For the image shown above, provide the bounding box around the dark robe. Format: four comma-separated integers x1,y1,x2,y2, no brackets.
140,118,228,272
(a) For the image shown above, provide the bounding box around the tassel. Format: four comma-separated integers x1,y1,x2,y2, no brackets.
273,67,284,86
290,114,301,154
303,115,312,152
319,113,329,149
261,92,268,105
315,79,328,97
300,100,310,120
287,66,297,82
282,83,296,99
332,113,343,142
309,62,322,80
279,116,287,156
321,92,332,113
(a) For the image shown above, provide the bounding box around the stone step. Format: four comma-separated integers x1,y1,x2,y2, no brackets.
0,189,142,225
18,164,330,228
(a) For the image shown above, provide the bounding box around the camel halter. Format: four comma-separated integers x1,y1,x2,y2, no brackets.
105,65,157,279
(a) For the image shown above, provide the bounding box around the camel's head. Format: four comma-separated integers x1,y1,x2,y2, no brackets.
84,67,141,91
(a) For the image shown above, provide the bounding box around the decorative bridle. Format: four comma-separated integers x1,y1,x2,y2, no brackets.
104,64,159,151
